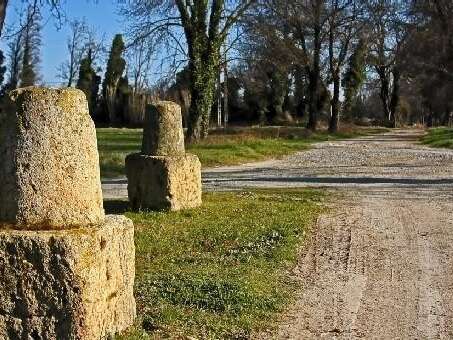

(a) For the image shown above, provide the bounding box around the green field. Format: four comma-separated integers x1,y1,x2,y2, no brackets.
111,189,325,339
97,126,385,178
421,128,453,149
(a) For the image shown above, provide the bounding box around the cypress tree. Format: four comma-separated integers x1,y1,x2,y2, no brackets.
20,40,36,86
20,6,41,87
103,34,126,124
343,38,367,121
116,75,131,123
91,68,102,116
77,49,99,116
4,33,22,92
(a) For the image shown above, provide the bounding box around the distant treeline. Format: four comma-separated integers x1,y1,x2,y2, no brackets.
0,1,452,137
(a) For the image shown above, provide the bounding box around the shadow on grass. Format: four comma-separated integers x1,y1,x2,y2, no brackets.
104,199,177,215
104,200,130,214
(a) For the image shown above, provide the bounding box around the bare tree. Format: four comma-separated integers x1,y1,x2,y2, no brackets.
4,29,22,90
127,40,153,95
326,0,362,132
305,0,327,130
405,1,453,80
3,2,42,90
366,0,409,127
0,0,63,39
0,0,8,38
401,0,453,125
20,4,42,87
235,0,452,128
121,0,257,141
85,28,106,64
57,20,89,87
242,0,333,130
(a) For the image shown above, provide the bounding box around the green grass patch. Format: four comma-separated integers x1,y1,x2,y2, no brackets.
97,128,143,178
421,127,453,149
114,189,325,339
97,126,386,178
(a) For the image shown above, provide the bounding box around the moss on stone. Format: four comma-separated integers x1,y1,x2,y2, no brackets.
10,87,87,118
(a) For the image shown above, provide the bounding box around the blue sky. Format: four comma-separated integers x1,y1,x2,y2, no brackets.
4,0,123,84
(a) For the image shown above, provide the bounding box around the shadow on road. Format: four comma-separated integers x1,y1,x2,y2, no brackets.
204,176,453,186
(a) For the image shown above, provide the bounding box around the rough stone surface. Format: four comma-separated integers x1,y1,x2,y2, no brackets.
0,215,136,340
0,86,104,230
141,101,185,156
126,153,202,211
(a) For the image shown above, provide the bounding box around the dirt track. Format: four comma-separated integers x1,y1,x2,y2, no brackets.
102,129,453,338
249,129,453,339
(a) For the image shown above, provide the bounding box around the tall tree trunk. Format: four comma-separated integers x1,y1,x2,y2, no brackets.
307,6,321,131
223,59,228,127
186,46,219,142
426,110,433,127
307,70,318,130
0,0,8,39
343,88,354,122
441,107,450,126
329,72,340,133
307,50,320,129
389,67,400,128
67,49,75,87
106,83,119,124
294,65,306,117
67,72,73,87
377,67,392,126
269,69,286,123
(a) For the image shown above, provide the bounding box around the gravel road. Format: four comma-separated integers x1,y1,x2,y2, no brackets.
102,129,453,339
202,129,453,191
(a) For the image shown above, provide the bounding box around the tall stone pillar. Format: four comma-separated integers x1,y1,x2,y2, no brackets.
0,87,136,339
126,101,202,211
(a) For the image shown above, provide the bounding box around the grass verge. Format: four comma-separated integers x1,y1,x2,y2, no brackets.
111,189,325,339
97,126,386,178
421,127,453,149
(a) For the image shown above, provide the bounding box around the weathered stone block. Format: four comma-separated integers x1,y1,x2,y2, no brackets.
0,87,104,229
0,215,136,340
126,153,202,211
141,101,185,156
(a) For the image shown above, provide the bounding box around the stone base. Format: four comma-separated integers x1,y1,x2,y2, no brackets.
0,216,136,340
126,153,202,211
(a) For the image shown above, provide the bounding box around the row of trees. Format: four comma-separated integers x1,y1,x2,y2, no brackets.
0,4,41,93
218,0,453,131
0,0,62,91
0,1,452,140
57,19,156,126
121,0,256,141
0,1,152,126
121,0,453,140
